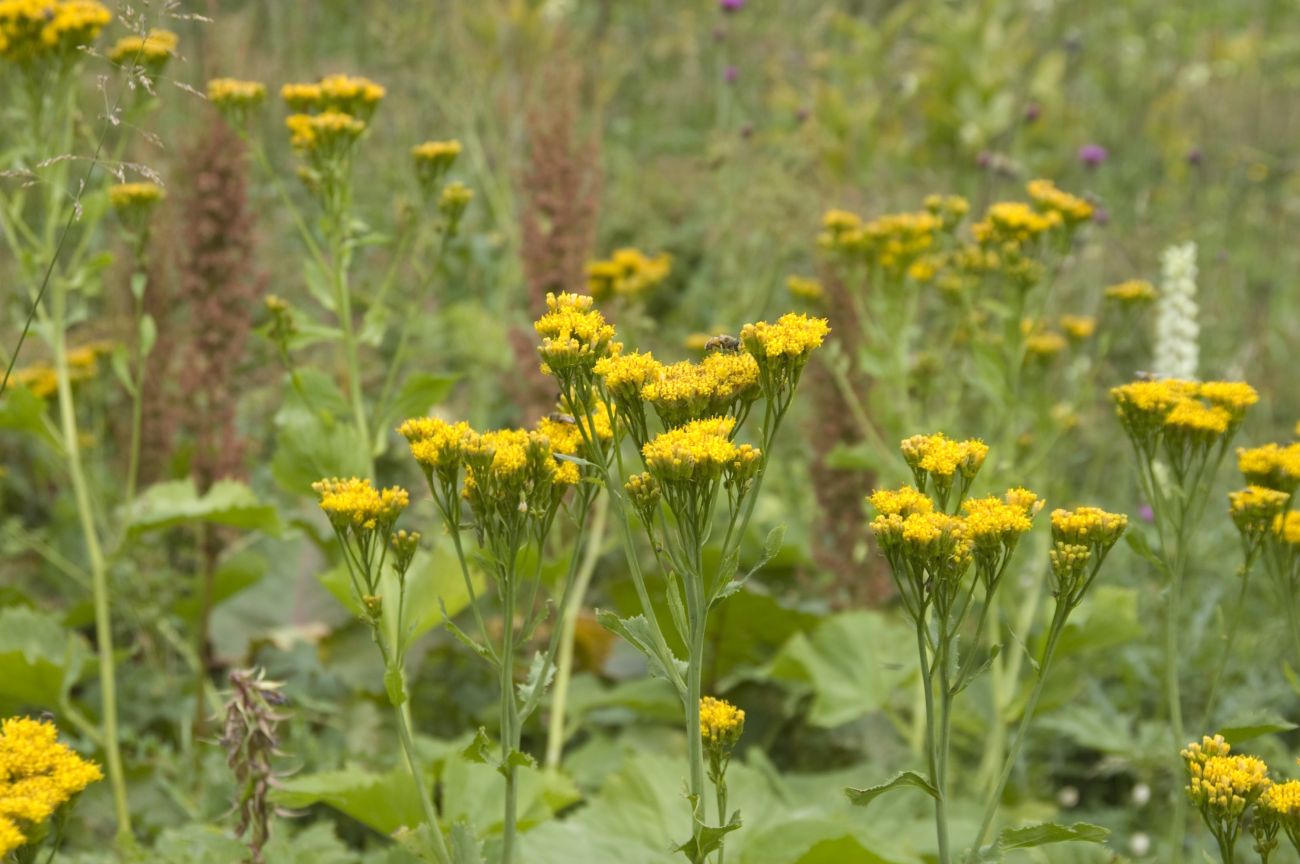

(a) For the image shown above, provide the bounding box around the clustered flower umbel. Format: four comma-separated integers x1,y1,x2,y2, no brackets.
700,696,744,787
0,716,102,857
1182,735,1300,861
0,0,111,65
1153,241,1200,380
1111,378,1258,480
586,247,672,302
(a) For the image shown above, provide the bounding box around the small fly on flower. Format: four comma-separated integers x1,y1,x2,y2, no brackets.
704,334,742,354
546,412,577,425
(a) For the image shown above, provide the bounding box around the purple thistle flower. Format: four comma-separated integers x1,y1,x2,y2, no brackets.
720,0,744,11
1024,102,1041,123
1078,144,1108,168
724,65,738,84
1139,504,1154,523
1187,147,1203,166
1091,206,1110,226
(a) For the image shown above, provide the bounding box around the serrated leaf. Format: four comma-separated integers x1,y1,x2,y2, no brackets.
449,820,485,864
516,651,555,707
845,770,938,809
461,727,492,764
127,478,281,536
498,748,537,778
596,609,686,692
997,821,1109,850
674,809,742,862
0,606,90,710
393,824,445,863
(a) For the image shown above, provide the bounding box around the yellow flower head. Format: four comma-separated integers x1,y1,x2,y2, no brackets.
640,352,760,428
400,417,474,483
962,493,1035,557
312,477,408,533
280,82,323,111
208,78,266,115
900,433,989,496
284,74,385,119
740,313,830,402
972,201,1061,247
868,485,935,518
536,416,583,486
786,275,825,302
411,139,462,190
1187,754,1271,818
108,181,165,213
0,0,111,64
437,181,473,225
1274,511,1300,546
595,350,661,405
108,28,177,68
642,416,742,485
1237,443,1300,494
700,696,745,751
586,248,672,302
286,110,366,154
0,716,102,855
535,292,618,375
1059,315,1096,342
1049,506,1128,551
1228,485,1290,540
1104,279,1158,305
1025,330,1067,361
1260,780,1300,817
1026,179,1093,224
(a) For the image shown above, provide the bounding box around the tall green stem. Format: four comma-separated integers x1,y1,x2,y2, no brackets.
1201,568,1252,729
392,696,453,864
500,567,519,864
966,604,1067,862
916,618,950,864
544,497,608,768
51,283,132,843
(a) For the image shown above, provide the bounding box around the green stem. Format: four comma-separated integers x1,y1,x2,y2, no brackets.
1201,567,1252,729
966,605,1068,862
500,562,520,864
544,495,608,768
916,616,949,864
685,592,708,859
392,697,453,864
51,284,132,844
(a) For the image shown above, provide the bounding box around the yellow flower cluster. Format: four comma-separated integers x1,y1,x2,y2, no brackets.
286,110,366,154
1024,330,1067,361
1189,754,1271,818
1105,279,1158,305
281,73,385,119
535,292,619,375
108,28,177,68
108,181,165,212
0,0,110,64
460,427,576,519
595,350,661,404
819,207,943,275
868,485,935,518
741,313,830,360
640,352,760,428
1238,442,1300,494
586,248,672,302
786,275,825,302
962,493,1036,559
1275,511,1300,546
400,417,474,482
1228,485,1290,539
312,477,409,533
1050,506,1129,549
9,342,108,398
923,193,971,228
1059,314,1096,341
641,417,751,485
1261,780,1300,816
207,77,267,111
700,696,745,749
1112,379,1257,457
901,432,988,489
411,139,461,190
0,716,102,857
972,201,1063,247
1026,178,1094,224
438,181,473,224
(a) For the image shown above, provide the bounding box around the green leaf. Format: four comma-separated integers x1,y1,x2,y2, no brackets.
845,771,939,809
127,478,282,536
0,606,89,710
674,809,742,862
262,823,355,863
383,373,458,430
516,651,555,708
152,825,248,863
461,727,492,764
1124,530,1163,569
449,820,485,864
172,551,266,622
0,386,59,448
384,666,408,707
1216,713,1298,743
273,766,425,835
499,748,538,778
760,610,918,728
139,311,157,357
997,821,1109,850
596,609,686,691
394,824,448,863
